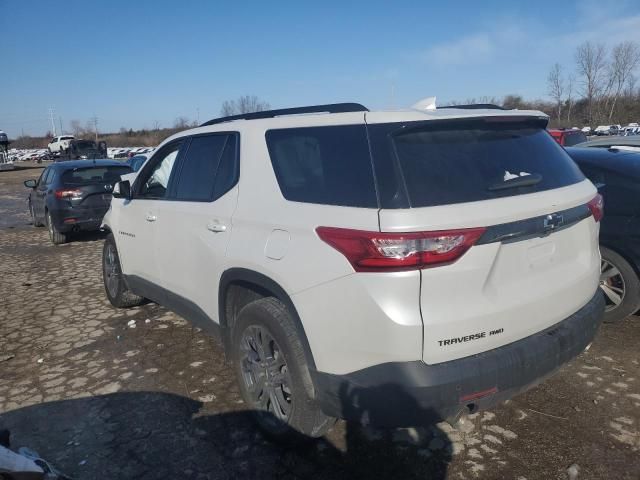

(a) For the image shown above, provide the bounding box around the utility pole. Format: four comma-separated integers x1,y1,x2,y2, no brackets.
48,107,57,136
91,115,98,142
58,117,63,135
196,107,200,124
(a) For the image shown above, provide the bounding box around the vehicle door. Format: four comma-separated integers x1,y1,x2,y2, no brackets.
154,133,240,322
32,167,52,218
115,139,184,288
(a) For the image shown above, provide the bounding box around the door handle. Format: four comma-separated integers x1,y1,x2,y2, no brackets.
145,214,157,222
207,222,227,233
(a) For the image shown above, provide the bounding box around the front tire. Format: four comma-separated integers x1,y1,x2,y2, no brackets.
30,203,43,227
231,297,335,440
46,211,67,244
600,246,640,323
102,234,146,308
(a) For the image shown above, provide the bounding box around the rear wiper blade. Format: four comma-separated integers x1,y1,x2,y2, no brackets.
488,173,542,191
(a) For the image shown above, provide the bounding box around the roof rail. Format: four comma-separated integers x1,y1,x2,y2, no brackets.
438,104,506,110
200,103,368,126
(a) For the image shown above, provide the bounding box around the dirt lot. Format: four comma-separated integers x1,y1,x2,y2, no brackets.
0,165,639,479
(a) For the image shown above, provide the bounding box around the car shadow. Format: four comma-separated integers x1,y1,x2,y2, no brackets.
0,389,451,479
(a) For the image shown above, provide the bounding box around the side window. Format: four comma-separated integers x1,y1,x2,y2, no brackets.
174,134,236,202
136,142,182,199
41,168,54,186
265,125,377,208
212,135,239,199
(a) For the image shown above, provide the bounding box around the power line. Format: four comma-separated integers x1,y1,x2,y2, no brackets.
48,107,57,136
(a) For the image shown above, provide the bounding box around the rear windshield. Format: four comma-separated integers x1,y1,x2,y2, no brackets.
369,119,585,208
564,131,588,146
61,166,131,186
75,140,96,150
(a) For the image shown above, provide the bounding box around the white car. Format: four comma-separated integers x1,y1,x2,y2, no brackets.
47,135,75,154
581,126,592,134
101,101,604,438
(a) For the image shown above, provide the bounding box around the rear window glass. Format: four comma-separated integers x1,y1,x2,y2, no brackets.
266,125,377,208
564,131,587,146
61,166,131,186
369,119,585,208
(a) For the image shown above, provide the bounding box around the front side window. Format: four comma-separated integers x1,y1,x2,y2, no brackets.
265,125,377,208
137,142,182,199
174,134,237,201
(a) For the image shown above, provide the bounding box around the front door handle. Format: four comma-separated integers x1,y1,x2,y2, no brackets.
145,214,157,222
207,222,227,233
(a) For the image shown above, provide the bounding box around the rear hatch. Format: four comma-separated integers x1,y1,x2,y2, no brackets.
366,113,601,364
58,165,131,217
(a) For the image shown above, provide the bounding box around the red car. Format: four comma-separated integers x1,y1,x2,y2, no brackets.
548,128,588,147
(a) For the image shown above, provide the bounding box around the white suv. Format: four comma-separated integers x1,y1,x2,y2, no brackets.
48,135,75,154
101,102,605,438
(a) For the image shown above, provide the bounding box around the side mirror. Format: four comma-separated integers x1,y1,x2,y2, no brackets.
113,180,131,200
24,179,37,188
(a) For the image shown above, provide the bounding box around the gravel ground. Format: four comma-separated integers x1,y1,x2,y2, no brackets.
0,164,638,479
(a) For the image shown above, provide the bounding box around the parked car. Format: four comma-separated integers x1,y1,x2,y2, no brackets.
47,135,75,154
566,147,640,323
60,139,108,160
572,136,640,152
24,160,131,244
548,128,588,146
581,126,592,134
101,102,604,438
125,154,148,172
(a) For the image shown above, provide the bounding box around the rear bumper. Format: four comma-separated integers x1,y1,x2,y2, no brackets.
50,208,107,232
312,290,604,427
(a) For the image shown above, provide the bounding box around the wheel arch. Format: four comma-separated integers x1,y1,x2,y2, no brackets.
600,241,640,279
219,268,319,397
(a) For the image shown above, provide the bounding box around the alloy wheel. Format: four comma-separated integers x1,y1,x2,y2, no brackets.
239,325,293,422
600,258,626,312
104,243,120,298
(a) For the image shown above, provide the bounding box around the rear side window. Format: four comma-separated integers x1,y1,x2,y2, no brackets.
176,134,235,202
369,119,585,208
266,125,377,208
61,166,131,186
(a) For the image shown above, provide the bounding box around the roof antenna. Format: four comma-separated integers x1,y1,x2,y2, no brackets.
411,97,437,111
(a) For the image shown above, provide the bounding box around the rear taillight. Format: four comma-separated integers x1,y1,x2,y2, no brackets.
316,226,486,272
587,194,604,222
54,189,82,199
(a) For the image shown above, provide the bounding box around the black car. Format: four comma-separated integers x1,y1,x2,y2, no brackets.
59,139,108,160
24,160,132,244
566,147,640,322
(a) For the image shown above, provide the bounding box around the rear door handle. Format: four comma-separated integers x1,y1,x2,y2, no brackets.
207,222,227,233
145,214,157,222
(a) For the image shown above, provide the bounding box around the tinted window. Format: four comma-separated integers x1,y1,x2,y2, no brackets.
564,131,587,146
369,119,585,208
138,142,182,199
212,135,239,199
175,134,232,201
266,125,377,208
61,166,131,186
41,168,53,185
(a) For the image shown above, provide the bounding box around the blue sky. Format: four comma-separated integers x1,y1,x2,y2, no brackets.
1,0,639,138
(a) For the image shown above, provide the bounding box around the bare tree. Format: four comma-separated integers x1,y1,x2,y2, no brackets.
70,120,82,137
547,63,564,122
606,41,640,120
220,95,270,116
173,116,190,129
152,120,161,131
575,41,608,124
566,73,576,125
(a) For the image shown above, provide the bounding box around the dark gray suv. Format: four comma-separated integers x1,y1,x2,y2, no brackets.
24,159,131,244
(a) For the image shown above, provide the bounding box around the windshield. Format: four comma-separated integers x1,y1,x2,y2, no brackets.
61,166,131,186
75,141,96,150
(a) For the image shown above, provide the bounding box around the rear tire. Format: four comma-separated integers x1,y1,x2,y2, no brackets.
46,211,67,244
600,246,640,323
231,297,335,440
102,234,146,308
